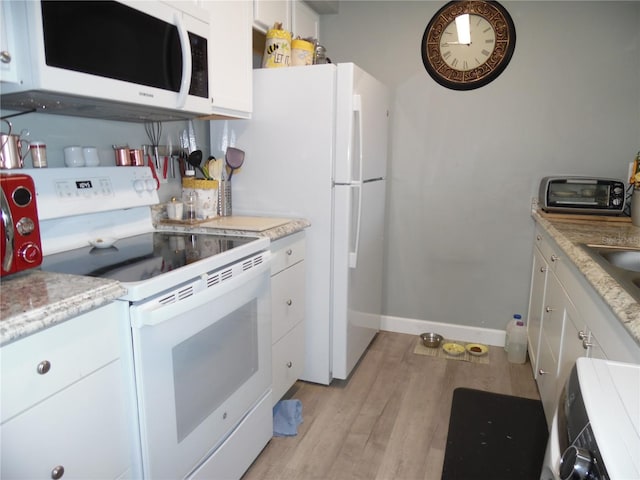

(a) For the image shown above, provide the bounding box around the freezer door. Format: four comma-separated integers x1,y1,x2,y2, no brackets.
334,63,389,183
332,179,385,380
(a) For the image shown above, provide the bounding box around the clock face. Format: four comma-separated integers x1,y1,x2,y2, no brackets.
421,1,516,90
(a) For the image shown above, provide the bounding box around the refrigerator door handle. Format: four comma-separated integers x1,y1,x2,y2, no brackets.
349,94,364,269
353,94,363,183
349,182,363,269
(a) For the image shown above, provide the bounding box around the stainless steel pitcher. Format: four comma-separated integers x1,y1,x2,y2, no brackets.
0,120,30,169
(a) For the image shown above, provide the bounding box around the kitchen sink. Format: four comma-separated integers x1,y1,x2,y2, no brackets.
581,244,640,303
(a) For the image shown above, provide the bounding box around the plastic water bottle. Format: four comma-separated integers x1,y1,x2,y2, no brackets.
504,314,522,352
507,321,528,364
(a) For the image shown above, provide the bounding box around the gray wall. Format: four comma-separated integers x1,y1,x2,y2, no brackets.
320,1,640,329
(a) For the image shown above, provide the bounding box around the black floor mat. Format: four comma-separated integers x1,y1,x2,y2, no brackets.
442,388,548,480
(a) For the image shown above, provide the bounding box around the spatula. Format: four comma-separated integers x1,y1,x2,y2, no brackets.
225,147,245,181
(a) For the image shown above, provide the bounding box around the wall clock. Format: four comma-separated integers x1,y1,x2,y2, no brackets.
420,1,516,90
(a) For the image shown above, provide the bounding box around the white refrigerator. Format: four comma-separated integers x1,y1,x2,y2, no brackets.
211,63,389,384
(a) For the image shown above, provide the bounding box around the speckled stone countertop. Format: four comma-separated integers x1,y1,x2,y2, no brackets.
532,210,640,345
0,270,125,346
151,205,310,240
0,209,308,347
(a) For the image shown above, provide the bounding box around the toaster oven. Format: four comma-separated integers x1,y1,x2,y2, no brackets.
1,172,42,277
539,177,626,215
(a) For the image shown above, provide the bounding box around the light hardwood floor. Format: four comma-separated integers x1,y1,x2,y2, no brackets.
242,331,540,480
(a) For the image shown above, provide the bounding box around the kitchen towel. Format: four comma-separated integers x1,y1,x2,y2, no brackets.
272,399,303,437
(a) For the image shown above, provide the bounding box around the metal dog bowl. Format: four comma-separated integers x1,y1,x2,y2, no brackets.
420,332,443,348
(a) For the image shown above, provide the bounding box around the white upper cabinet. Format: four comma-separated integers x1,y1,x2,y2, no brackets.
292,1,319,41
200,0,253,118
0,0,19,83
253,0,291,33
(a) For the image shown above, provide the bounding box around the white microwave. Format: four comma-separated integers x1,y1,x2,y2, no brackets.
1,1,211,122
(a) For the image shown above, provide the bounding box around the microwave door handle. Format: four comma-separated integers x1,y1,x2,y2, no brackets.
1,188,14,272
174,12,192,109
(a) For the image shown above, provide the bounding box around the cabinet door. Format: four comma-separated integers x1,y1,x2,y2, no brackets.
272,322,305,405
541,273,565,370
557,293,584,392
0,0,18,83
1,362,131,480
253,0,291,33
536,335,557,427
527,247,548,378
201,0,252,118
292,1,319,40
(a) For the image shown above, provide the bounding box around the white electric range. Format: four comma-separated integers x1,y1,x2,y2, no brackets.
31,167,273,480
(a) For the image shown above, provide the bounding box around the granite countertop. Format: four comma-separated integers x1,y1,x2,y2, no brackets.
0,270,125,346
532,210,640,345
151,205,311,240
0,214,309,347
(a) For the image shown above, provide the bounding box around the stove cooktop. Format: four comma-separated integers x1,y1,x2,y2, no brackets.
39,232,266,301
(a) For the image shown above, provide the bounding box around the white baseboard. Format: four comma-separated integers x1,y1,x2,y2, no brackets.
381,315,506,347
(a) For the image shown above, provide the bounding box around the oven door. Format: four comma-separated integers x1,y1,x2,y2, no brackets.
129,258,271,479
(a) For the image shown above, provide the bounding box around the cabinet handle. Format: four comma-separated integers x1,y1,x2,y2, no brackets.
286,249,293,256
577,330,586,340
539,266,547,273
286,361,293,368
51,465,65,479
37,360,51,375
0,51,11,64
286,299,293,306
536,235,542,241
538,369,547,375
582,338,593,350
545,306,554,313
550,254,558,262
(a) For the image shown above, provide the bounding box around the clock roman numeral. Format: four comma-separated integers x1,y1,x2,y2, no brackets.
481,49,491,56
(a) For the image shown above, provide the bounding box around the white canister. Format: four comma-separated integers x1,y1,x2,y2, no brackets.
262,28,291,68
291,39,314,66
83,146,100,166
64,145,85,167
29,141,47,168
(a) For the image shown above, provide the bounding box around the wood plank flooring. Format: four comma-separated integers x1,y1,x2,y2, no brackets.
242,331,540,480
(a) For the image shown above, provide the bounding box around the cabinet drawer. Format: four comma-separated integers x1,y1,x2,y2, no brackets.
272,322,305,405
271,232,305,276
535,228,562,271
271,261,305,343
1,302,124,424
1,361,131,479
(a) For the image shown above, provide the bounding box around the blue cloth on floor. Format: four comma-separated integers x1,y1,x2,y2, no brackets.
273,399,303,437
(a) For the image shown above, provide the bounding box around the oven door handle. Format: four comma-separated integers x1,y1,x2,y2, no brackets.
130,258,270,329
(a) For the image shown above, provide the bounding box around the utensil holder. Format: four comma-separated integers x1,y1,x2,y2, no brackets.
218,180,232,217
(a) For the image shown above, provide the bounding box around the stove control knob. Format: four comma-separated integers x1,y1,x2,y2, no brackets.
612,197,622,206
16,217,35,236
559,446,593,480
19,242,42,264
134,179,146,193
145,179,156,191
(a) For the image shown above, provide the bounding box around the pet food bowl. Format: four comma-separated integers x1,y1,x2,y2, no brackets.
420,332,443,348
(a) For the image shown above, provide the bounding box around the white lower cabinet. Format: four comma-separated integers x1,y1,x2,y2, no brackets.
0,302,138,479
270,232,306,405
526,224,639,426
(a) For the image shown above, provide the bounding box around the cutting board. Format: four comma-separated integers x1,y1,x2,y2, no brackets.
199,216,291,232
539,211,632,223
